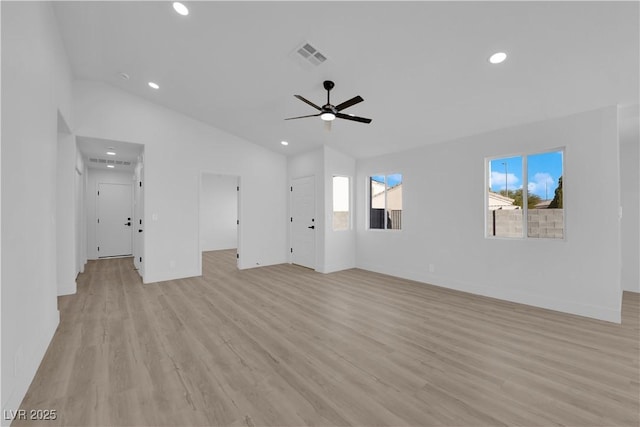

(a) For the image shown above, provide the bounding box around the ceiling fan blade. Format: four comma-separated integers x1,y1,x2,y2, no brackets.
294,95,322,111
336,113,372,124
335,95,364,112
284,113,322,120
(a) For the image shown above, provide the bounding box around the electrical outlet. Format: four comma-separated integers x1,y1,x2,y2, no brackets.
429,264,435,273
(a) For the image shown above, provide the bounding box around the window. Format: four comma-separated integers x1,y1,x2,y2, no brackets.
487,150,564,239
526,151,564,238
369,173,402,230
332,176,350,231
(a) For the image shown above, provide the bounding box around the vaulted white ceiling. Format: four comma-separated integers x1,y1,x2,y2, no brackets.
53,1,639,158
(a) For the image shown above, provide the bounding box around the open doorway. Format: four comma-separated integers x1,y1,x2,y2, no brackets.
199,173,240,272
77,136,145,277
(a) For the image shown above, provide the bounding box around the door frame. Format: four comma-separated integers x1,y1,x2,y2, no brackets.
75,166,85,275
133,156,145,278
197,171,241,275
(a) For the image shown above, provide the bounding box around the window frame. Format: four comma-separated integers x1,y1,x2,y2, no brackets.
485,147,565,241
368,173,403,231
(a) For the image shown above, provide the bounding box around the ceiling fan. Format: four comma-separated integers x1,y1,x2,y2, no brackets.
285,80,372,125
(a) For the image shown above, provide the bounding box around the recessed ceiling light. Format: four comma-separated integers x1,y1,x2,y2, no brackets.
148,82,160,89
281,141,289,146
489,52,507,64
107,165,115,169
173,2,189,16
106,151,116,156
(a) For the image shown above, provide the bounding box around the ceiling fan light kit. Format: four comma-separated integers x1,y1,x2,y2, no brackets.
285,80,372,124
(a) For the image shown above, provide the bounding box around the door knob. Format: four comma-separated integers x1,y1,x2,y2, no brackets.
308,225,315,229
125,222,131,226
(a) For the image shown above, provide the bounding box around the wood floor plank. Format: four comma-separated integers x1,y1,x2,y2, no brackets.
13,250,640,426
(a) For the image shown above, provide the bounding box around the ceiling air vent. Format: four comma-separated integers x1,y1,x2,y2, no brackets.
297,43,315,58
292,41,328,68
88,158,133,167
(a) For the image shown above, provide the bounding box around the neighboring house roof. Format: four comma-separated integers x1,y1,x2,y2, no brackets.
534,200,552,209
488,191,519,210
371,180,385,197
371,183,403,210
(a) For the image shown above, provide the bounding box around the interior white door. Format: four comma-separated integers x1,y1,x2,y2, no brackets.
97,182,133,257
291,176,316,269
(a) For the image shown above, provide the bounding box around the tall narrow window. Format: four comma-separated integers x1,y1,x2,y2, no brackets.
332,176,350,231
370,175,386,229
369,174,403,230
486,150,564,239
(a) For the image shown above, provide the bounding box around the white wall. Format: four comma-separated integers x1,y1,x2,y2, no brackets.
287,146,357,274
1,1,73,420
56,130,77,295
73,81,288,280
356,107,622,323
324,146,356,273
75,149,87,274
133,157,144,275
620,107,640,293
86,169,135,260
200,174,238,251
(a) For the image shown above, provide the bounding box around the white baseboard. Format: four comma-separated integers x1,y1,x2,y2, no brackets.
357,263,621,324
57,281,77,296
143,268,200,284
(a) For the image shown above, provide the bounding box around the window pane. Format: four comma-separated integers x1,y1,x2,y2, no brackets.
487,156,523,237
332,176,350,231
369,175,385,229
386,173,402,230
527,151,564,238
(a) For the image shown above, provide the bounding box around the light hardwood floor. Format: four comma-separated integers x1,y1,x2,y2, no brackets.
15,250,640,426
